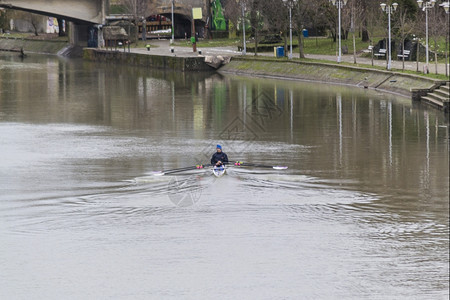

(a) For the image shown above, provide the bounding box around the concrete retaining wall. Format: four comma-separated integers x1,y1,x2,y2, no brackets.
0,36,68,54
83,49,215,72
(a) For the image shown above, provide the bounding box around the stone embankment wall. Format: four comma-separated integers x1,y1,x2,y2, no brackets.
83,49,214,72
0,37,68,54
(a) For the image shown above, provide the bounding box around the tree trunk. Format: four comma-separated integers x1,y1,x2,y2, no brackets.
402,39,405,71
371,47,374,66
298,30,305,59
254,30,258,56
284,30,287,57
362,28,369,42
361,0,369,42
352,31,356,64
434,43,438,75
416,41,420,72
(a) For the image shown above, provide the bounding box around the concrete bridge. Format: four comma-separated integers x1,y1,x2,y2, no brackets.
0,0,109,24
149,0,207,22
0,0,109,46
0,0,212,46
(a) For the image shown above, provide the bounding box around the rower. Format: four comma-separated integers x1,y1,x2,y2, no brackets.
211,144,229,167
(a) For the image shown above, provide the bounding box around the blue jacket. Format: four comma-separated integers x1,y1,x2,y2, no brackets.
211,152,229,165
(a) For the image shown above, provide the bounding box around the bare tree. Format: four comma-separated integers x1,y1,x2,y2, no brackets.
260,0,289,55
360,0,369,42
363,1,383,65
396,6,414,71
27,13,41,36
120,0,149,41
412,12,426,72
322,0,339,43
248,0,264,55
428,4,447,74
341,0,365,64
223,0,241,38
292,0,325,59
0,9,9,32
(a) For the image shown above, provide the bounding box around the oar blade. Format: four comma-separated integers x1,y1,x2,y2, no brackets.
233,161,288,170
273,166,288,170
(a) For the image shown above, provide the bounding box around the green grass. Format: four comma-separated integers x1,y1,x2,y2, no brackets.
236,56,449,81
185,35,449,63
174,38,241,48
302,36,370,55
176,35,372,55
0,32,30,39
0,32,68,42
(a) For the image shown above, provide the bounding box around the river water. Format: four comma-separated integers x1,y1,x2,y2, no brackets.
0,53,449,299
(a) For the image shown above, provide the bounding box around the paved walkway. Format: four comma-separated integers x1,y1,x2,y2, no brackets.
129,39,450,76
304,53,449,76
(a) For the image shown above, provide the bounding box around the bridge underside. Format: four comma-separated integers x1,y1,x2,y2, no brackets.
0,0,108,47
0,0,108,24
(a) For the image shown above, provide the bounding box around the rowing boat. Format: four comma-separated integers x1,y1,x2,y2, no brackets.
153,161,287,176
213,165,226,177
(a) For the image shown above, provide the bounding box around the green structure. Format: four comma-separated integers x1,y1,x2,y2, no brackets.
211,0,226,31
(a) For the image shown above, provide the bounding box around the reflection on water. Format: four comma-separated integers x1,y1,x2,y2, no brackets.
0,52,448,299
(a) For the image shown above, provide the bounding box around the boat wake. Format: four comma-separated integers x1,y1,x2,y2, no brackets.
130,165,376,210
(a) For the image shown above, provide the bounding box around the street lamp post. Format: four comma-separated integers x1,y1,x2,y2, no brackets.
417,0,436,74
289,3,292,59
283,0,295,59
329,0,348,63
380,2,398,70
241,1,246,55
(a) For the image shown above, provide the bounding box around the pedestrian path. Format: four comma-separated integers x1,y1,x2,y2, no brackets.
305,53,449,76
130,39,450,76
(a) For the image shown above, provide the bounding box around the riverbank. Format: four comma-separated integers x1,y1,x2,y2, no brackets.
219,56,448,99
0,35,68,54
2,36,447,110
83,45,449,110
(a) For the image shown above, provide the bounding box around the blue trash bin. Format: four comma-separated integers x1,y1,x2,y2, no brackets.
276,46,284,58
302,29,309,38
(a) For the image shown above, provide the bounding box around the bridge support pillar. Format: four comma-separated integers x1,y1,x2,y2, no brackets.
68,22,104,48
69,22,89,47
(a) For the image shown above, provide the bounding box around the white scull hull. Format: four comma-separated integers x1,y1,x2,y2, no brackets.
212,165,226,177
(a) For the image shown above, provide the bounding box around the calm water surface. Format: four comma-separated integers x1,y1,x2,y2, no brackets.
0,53,449,299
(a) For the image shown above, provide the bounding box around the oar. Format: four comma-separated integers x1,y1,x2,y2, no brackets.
153,164,211,176
232,161,288,170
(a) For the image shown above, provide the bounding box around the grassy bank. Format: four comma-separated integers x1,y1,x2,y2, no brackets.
229,55,448,81
174,38,241,48
219,56,446,97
